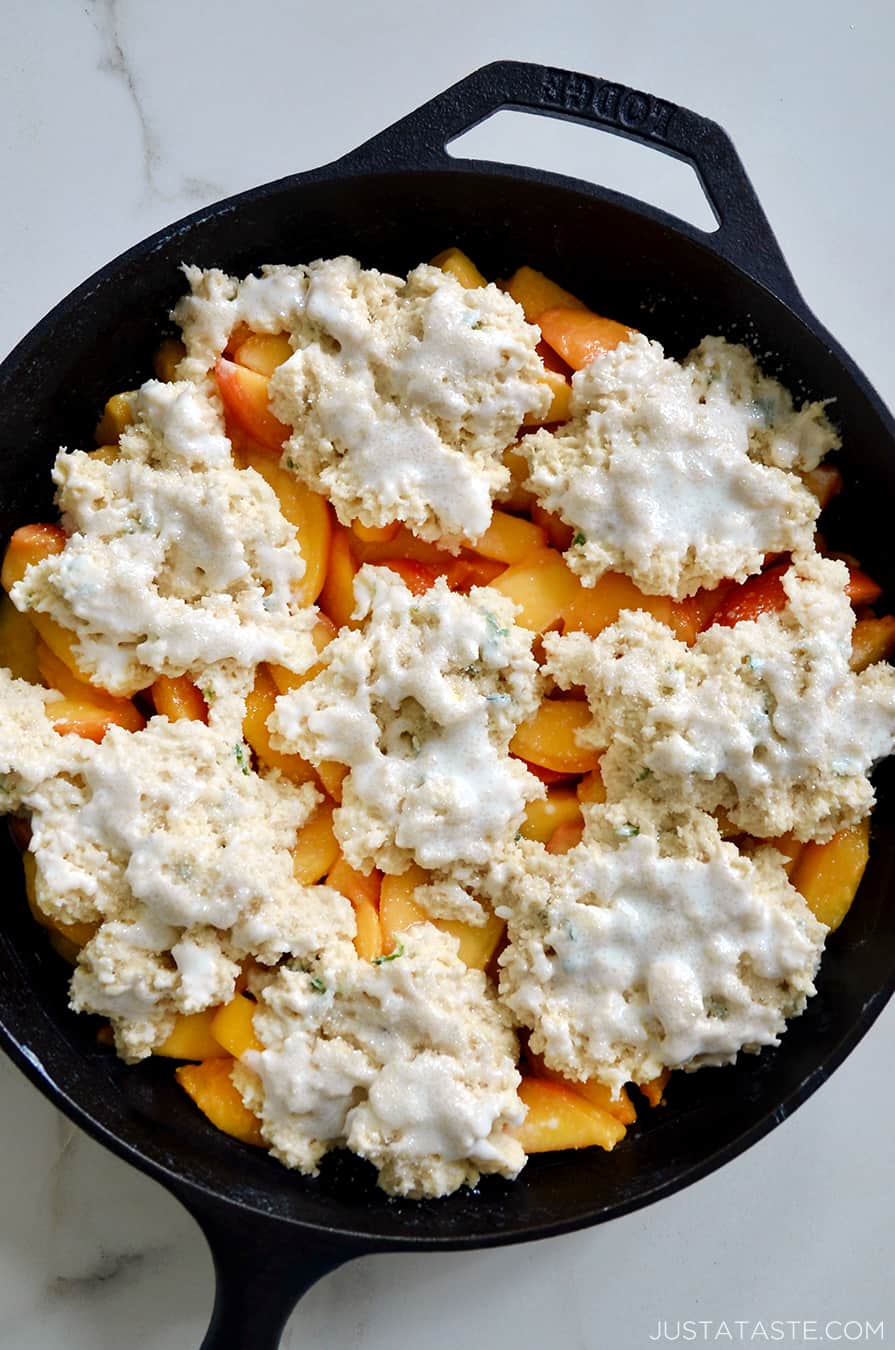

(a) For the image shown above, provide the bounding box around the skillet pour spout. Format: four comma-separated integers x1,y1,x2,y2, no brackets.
1,61,894,1350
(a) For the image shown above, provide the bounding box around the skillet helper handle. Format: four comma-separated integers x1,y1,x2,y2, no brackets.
346,59,804,309
191,1203,356,1350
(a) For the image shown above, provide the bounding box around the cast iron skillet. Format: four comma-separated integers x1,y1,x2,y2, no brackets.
1,60,894,1350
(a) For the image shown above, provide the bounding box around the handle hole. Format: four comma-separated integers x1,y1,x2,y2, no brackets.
447,109,718,233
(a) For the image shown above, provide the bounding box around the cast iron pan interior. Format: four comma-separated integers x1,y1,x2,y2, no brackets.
0,62,893,1348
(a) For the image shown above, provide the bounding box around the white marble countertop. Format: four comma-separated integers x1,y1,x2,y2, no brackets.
1,2,893,1347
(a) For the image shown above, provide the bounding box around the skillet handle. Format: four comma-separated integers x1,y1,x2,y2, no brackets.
183,1196,359,1350
344,60,804,309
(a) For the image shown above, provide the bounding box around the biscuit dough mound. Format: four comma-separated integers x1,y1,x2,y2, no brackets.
493,806,826,1094
0,668,90,810
270,565,544,875
544,552,895,843
10,386,317,695
20,718,353,1060
686,336,840,473
520,335,827,597
235,922,525,1198
175,257,551,544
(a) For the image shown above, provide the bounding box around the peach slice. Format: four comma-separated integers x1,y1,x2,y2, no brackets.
237,447,332,606
562,569,695,645
327,857,381,910
430,248,487,289
710,563,789,629
37,641,145,736
463,510,547,565
510,700,599,775
488,547,579,634
379,866,505,972
49,697,145,741
151,674,208,723
94,392,135,446
318,525,358,630
438,909,505,972
153,338,186,383
292,800,341,885
530,503,574,552
268,614,337,695
524,367,572,426
791,820,870,932
546,820,585,854
176,1058,264,1146
500,446,537,513
576,766,606,806
802,464,843,510
23,851,97,948
211,994,263,1058
350,898,383,963
232,332,293,378
520,785,583,844
513,1078,627,1153
215,356,290,452
2,523,66,588
765,832,803,876
538,306,636,371
845,565,882,606
243,665,318,786
376,559,441,595
348,525,452,568
2,526,139,691
638,1070,671,1108
327,857,383,962
502,266,587,323
0,593,41,684
351,519,402,545
156,1010,228,1061
316,760,348,804
379,870,428,954
442,557,506,592
851,615,895,672
525,1050,637,1125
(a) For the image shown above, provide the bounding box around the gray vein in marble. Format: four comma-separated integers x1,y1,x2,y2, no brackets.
49,1245,158,1297
89,0,223,205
